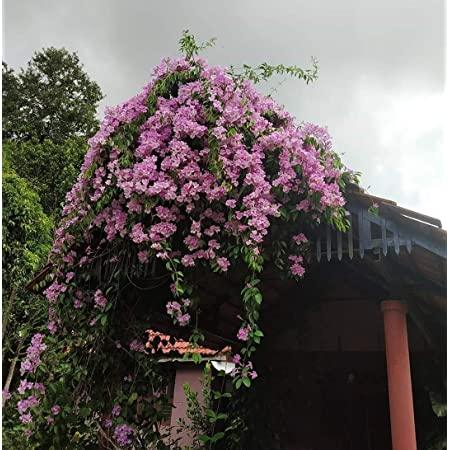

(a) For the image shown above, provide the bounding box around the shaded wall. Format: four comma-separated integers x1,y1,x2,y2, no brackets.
247,299,431,450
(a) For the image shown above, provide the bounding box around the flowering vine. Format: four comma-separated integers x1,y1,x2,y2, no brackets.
7,31,358,448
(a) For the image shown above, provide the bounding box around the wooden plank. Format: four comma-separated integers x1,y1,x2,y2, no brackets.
337,231,343,261
406,239,412,254
381,218,388,256
326,226,332,261
393,227,400,255
358,211,365,259
348,216,354,259
382,203,442,228
316,234,322,262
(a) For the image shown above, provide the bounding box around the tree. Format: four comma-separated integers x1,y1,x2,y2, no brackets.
2,47,103,143
2,169,52,405
4,138,87,216
2,170,52,296
2,62,22,141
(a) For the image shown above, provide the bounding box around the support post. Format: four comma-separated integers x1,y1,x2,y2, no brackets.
381,300,417,450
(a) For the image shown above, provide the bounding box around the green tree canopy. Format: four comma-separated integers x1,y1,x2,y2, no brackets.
2,47,103,143
2,170,53,296
4,138,87,216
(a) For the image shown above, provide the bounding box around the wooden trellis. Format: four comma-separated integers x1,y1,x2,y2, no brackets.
313,203,444,262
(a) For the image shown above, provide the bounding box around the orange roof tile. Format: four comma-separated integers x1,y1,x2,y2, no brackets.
145,329,231,357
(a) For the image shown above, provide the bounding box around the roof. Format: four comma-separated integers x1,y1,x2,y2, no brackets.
146,329,231,359
345,184,446,258
24,185,446,351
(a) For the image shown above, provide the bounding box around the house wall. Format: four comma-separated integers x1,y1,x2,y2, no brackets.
249,299,431,450
270,299,426,353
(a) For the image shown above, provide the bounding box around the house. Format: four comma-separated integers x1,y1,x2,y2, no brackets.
26,184,446,450
149,185,446,450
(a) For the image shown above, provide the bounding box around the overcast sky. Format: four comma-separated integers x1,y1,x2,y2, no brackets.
3,0,447,225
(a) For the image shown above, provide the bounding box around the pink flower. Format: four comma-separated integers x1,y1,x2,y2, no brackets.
2,389,11,402
20,334,46,375
232,354,241,365
20,413,33,424
292,233,308,245
65,272,75,282
217,257,230,272
237,325,251,341
94,289,107,309
177,313,190,326
114,424,134,446
51,405,61,416
130,223,149,244
17,380,34,394
74,299,83,309
111,404,121,417
137,250,149,263
166,301,181,316
103,418,113,428
34,383,46,395
47,320,58,335
129,340,145,352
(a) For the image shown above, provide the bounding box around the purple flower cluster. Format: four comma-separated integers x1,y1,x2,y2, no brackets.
20,334,46,375
38,54,352,405
2,388,11,402
166,299,191,326
237,325,251,341
17,395,40,424
114,423,134,447
111,404,121,417
51,404,61,415
94,289,108,309
17,380,45,395
129,340,145,353
231,354,258,380
48,56,348,297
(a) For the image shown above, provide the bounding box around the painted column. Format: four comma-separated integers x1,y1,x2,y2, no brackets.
381,300,417,450
169,367,204,447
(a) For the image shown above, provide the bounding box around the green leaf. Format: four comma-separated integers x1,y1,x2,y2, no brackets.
211,432,225,443
198,434,211,443
128,392,138,405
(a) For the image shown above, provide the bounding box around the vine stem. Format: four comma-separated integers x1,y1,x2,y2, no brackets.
208,371,227,450
97,425,121,450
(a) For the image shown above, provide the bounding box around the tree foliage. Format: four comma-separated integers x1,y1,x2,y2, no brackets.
4,138,87,216
2,170,53,296
2,47,101,448
2,170,52,430
2,47,103,143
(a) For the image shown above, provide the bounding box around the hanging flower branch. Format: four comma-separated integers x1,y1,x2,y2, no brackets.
8,31,359,448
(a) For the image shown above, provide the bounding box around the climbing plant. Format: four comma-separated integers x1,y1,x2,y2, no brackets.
7,31,359,449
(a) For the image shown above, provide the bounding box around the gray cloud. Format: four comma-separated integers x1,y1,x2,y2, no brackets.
3,0,446,224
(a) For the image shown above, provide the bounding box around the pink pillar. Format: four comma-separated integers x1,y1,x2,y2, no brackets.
381,300,417,450
170,367,204,447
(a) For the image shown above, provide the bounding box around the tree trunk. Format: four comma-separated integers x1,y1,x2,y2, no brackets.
2,287,17,341
3,354,19,407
